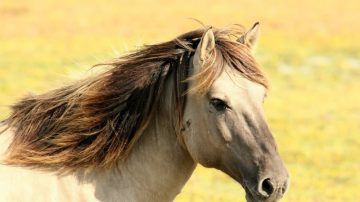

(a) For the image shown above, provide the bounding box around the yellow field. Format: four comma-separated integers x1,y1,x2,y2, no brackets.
1,0,359,201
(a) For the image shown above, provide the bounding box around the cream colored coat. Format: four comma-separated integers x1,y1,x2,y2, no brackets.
0,120,196,202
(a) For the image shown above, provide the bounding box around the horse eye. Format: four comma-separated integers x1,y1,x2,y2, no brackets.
210,98,229,112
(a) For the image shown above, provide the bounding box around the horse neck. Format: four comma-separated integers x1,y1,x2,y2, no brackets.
83,75,196,201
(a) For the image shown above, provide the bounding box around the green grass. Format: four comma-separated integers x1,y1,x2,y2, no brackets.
1,0,360,201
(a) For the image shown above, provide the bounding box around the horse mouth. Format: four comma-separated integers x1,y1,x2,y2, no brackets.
245,187,268,202
233,176,266,202
219,164,284,202
243,181,282,202
244,185,262,202
245,192,257,202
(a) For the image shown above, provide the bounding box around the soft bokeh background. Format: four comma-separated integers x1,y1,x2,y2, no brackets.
1,0,359,201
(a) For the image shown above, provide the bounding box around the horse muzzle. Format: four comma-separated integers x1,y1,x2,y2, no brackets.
245,176,290,202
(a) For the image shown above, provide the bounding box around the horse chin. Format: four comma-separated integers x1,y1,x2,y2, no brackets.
245,193,256,202
218,164,265,202
245,190,263,202
242,184,256,202
228,171,258,202
244,187,281,202
244,184,265,202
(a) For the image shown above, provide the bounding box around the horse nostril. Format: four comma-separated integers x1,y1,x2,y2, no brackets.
258,178,274,198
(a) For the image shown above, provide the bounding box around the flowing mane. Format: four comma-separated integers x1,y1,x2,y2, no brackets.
1,26,268,173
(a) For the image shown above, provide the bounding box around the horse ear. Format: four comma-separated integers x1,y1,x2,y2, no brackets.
193,28,215,71
237,22,260,51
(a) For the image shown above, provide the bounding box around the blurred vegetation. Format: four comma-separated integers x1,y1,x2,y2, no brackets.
0,0,359,201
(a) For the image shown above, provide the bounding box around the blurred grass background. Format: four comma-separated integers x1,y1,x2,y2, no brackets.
1,0,359,201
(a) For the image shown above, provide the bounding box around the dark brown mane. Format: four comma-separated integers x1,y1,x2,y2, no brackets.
1,25,268,173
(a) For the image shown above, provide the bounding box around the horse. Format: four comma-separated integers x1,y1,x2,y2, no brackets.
0,22,289,202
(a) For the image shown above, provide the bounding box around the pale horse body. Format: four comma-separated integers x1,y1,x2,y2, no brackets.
0,24,289,202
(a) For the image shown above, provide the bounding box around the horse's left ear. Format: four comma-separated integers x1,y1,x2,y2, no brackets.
237,22,260,51
193,28,215,72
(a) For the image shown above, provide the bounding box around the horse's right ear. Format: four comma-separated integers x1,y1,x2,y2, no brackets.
193,28,215,72
237,22,260,51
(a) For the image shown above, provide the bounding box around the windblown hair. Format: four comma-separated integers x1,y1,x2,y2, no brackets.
1,25,268,173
